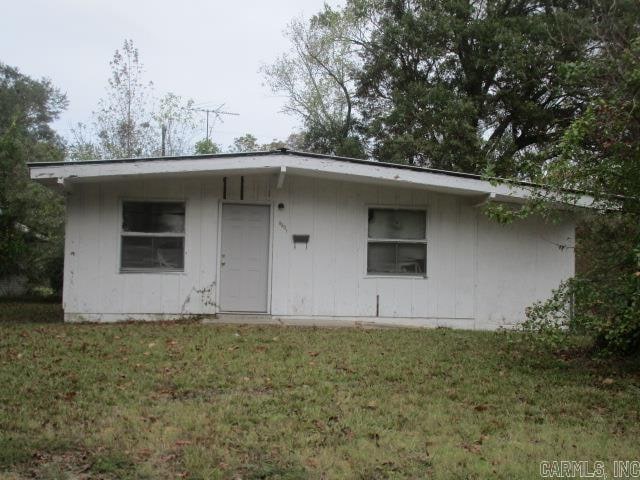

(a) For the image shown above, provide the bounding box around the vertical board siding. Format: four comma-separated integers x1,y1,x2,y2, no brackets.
288,176,315,315
312,179,338,316
474,213,575,327
64,173,574,328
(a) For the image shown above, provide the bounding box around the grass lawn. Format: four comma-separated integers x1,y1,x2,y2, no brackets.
1,303,639,479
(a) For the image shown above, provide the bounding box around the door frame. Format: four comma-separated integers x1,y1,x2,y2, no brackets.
215,200,274,314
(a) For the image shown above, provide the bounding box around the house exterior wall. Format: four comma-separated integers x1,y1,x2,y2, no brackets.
62,173,574,329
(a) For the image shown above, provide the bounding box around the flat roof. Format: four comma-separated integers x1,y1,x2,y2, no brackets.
27,148,595,208
28,147,492,181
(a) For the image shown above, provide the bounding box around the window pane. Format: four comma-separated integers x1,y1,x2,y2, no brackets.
368,209,425,240
367,242,396,274
154,237,184,269
121,236,154,269
397,243,426,274
121,236,184,270
122,202,185,233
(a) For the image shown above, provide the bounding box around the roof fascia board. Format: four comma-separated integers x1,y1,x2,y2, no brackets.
29,153,593,206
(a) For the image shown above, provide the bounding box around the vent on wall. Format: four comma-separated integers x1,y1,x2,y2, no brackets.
292,234,310,248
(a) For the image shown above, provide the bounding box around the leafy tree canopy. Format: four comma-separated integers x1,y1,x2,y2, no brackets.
262,8,367,158
0,63,66,288
68,39,199,160
514,0,640,355
353,0,592,174
194,138,221,155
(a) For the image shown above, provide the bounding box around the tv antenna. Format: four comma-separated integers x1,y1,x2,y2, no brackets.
191,103,239,141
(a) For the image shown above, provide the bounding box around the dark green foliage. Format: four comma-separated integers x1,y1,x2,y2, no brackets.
523,216,640,356
45,250,64,298
0,63,66,291
355,0,591,173
293,128,367,159
194,138,221,155
513,0,640,356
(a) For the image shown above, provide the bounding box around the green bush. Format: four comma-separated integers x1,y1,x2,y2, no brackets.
44,250,64,298
522,215,640,356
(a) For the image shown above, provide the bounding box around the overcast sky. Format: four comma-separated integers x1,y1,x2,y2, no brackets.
1,0,336,150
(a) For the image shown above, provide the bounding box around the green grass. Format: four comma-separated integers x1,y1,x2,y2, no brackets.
0,303,639,479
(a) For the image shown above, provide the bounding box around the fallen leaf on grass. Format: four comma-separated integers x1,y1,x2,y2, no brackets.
365,401,377,410
63,391,77,401
462,442,482,454
313,420,326,431
136,448,153,459
602,378,614,385
341,426,355,440
336,364,356,374
474,404,489,412
175,440,192,447
308,351,320,357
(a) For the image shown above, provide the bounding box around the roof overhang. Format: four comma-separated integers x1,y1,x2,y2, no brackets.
28,150,594,207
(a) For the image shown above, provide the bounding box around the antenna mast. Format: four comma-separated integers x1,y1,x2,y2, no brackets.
192,103,239,141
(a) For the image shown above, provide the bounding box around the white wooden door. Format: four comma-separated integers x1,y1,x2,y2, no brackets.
219,204,270,312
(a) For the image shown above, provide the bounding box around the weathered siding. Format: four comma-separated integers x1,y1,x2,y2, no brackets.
63,173,574,328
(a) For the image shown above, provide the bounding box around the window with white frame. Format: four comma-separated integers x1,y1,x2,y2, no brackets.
367,208,427,275
120,201,185,272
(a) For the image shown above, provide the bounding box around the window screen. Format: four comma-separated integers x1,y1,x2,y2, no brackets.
367,208,426,275
120,201,185,272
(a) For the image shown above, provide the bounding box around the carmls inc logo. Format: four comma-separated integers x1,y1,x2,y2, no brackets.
540,460,640,478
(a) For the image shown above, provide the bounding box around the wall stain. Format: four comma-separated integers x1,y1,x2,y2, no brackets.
181,281,217,314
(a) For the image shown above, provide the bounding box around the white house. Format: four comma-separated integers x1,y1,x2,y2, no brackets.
29,149,581,329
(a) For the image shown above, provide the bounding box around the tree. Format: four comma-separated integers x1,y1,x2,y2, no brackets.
262,7,366,158
230,133,260,152
352,0,591,174
94,39,156,158
0,63,66,292
155,92,197,156
66,122,100,161
68,39,203,159
514,0,640,355
224,133,301,153
194,138,221,154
